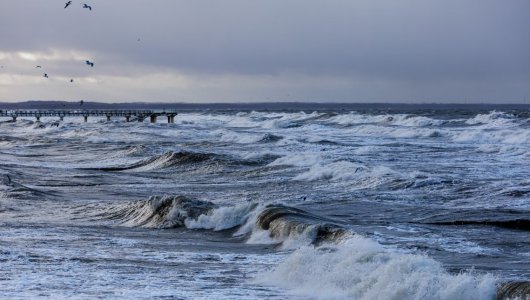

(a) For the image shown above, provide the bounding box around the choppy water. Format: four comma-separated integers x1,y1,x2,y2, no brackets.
1,107,529,299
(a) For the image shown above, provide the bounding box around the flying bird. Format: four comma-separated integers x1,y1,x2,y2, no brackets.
35,65,42,68
85,60,94,67
83,3,92,10
70,79,74,83
43,73,49,78
64,1,72,9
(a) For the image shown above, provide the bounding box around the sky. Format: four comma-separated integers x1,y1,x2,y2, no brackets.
0,0,529,103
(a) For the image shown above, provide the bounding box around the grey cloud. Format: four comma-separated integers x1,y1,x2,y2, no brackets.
1,0,529,102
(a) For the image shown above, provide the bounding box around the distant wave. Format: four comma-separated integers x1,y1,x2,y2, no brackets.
85,150,273,172
425,219,530,231
85,151,219,172
216,129,283,144
418,209,530,231
465,111,519,127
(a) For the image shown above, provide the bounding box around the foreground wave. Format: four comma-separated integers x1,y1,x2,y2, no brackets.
86,195,530,299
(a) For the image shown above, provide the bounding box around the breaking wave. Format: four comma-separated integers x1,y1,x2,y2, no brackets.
92,196,348,247
270,155,419,189
255,236,497,300
95,196,217,228
246,205,350,249
84,196,529,299
465,111,519,127
327,112,446,127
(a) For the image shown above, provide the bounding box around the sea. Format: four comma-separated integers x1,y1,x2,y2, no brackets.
0,104,529,299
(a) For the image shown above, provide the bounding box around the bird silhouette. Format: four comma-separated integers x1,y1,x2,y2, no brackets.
43,73,49,78
35,65,42,68
64,1,72,9
85,60,94,67
83,3,92,10
70,79,74,83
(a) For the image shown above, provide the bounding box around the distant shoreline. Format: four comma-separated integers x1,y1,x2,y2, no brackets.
0,101,529,112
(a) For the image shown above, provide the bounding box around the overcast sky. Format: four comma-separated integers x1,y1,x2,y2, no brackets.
1,0,529,103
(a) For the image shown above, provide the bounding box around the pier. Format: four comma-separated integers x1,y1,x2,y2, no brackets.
0,110,178,123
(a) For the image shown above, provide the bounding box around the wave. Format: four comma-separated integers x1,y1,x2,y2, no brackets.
425,219,530,231
86,197,529,298
95,195,217,228
87,151,218,172
418,209,530,231
261,111,325,129
87,149,274,172
497,281,530,300
248,205,349,248
327,112,446,127
272,157,417,189
344,124,444,139
452,128,530,145
90,195,348,248
465,111,519,127
1,174,56,198
254,235,498,300
216,129,283,144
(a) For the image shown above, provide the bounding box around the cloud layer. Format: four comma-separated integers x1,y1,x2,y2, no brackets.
1,0,529,103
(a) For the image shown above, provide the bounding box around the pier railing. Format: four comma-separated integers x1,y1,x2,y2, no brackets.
0,109,178,123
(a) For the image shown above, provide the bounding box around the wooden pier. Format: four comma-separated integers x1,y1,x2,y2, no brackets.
0,110,178,123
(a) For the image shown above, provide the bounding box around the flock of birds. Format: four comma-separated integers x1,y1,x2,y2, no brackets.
0,1,143,86
38,2,95,83
0,2,95,83
65,1,91,11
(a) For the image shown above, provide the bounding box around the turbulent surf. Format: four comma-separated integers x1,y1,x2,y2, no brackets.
0,105,529,299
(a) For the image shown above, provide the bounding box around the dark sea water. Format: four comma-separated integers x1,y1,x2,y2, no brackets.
0,107,529,299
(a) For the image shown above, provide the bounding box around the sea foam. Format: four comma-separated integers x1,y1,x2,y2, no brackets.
256,235,497,300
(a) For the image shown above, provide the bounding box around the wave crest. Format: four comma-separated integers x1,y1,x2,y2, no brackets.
255,235,497,300
99,195,217,228
91,151,216,172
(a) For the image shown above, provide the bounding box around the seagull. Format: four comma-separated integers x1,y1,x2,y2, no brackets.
43,73,49,78
83,3,92,10
64,1,72,9
85,60,94,67
35,65,42,68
